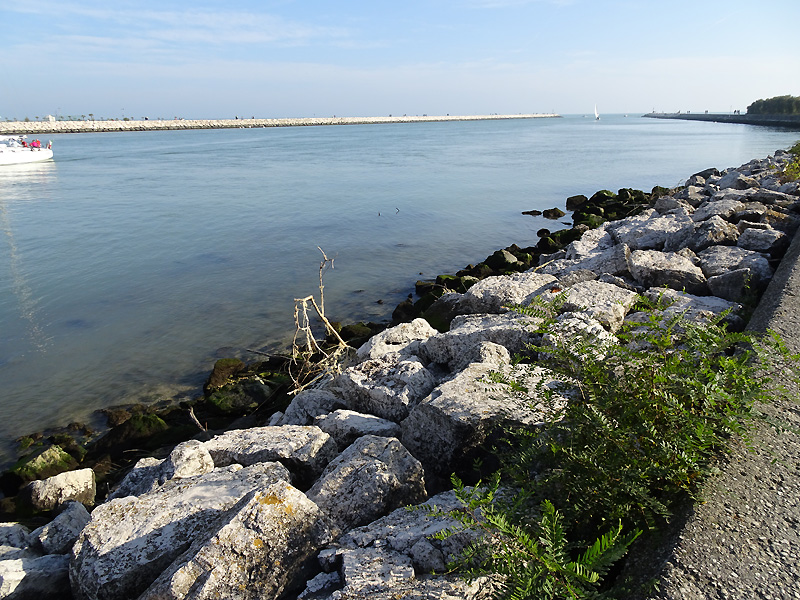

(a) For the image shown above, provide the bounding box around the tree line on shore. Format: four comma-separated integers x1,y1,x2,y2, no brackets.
747,94,800,115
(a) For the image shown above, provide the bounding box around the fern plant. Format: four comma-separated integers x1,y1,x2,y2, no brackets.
432,475,640,600
436,296,799,598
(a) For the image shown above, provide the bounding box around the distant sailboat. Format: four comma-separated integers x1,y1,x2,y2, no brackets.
594,105,600,121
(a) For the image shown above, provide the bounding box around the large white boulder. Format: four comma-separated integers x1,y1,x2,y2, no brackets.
336,354,437,422
401,362,570,480
539,243,631,278
335,490,480,574
271,388,346,426
0,554,70,600
697,245,772,282
203,425,338,485
24,468,95,512
558,279,640,332
138,481,331,600
627,249,708,295
305,545,493,600
109,440,215,500
69,462,290,600
32,500,90,555
607,210,695,251
420,313,540,371
0,524,35,561
306,436,427,538
356,318,438,361
691,197,747,222
314,409,401,451
459,272,557,313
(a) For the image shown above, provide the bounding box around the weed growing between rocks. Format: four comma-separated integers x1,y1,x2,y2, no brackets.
781,141,800,182
436,294,799,599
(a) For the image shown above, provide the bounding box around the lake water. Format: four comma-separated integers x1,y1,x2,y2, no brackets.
1,115,797,465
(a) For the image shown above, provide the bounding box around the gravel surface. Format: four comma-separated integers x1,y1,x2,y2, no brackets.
630,229,800,599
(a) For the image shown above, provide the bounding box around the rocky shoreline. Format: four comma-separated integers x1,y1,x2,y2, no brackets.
1,148,799,599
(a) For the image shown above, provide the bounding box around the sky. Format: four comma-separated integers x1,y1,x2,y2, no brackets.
1,0,798,120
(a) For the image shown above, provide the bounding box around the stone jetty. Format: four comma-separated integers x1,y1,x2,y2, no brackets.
0,149,799,599
644,112,800,130
0,114,559,136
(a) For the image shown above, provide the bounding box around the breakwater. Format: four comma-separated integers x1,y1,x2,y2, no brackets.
644,111,800,130
0,113,559,136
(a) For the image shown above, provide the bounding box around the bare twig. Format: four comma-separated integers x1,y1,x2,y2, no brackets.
289,247,353,393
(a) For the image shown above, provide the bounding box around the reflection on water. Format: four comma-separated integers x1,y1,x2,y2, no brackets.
0,162,58,352
0,160,58,193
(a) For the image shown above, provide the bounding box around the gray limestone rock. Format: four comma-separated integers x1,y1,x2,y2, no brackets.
634,288,741,326
697,245,773,285
336,354,436,422
0,554,70,600
691,198,747,222
356,318,438,362
558,279,640,332
138,481,331,600
419,313,540,371
717,170,759,190
107,457,163,500
318,546,493,600
335,490,480,573
32,500,90,555
672,186,706,207
314,410,401,451
608,210,695,251
108,440,216,500
627,249,708,295
459,272,558,313
161,439,216,481
540,242,631,279
69,462,290,600
203,425,338,484
24,468,95,512
707,268,755,302
306,436,427,539
0,524,34,561
401,362,569,479
541,312,618,360
737,227,787,255
272,388,347,426
564,225,614,259
686,215,739,252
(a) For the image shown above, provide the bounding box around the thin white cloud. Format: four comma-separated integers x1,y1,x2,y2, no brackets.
3,1,350,47
465,0,575,7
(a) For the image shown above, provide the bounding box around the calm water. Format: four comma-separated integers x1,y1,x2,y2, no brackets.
1,115,797,464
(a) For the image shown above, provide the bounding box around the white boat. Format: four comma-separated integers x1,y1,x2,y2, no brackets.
0,135,54,166
594,105,600,121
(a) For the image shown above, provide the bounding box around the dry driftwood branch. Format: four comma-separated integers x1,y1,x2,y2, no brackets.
288,247,353,394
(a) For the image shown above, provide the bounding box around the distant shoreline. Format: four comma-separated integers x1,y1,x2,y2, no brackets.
0,113,561,135
643,111,800,130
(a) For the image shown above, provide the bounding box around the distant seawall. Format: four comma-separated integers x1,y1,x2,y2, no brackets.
0,114,560,136
644,112,800,130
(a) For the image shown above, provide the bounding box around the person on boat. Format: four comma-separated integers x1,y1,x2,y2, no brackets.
32,139,42,148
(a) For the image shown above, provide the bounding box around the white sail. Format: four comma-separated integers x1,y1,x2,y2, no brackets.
594,105,600,120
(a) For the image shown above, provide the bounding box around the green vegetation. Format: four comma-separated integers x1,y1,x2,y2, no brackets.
747,95,800,115
783,141,800,182
438,295,798,599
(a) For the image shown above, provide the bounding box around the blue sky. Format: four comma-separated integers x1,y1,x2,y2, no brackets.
1,0,798,120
